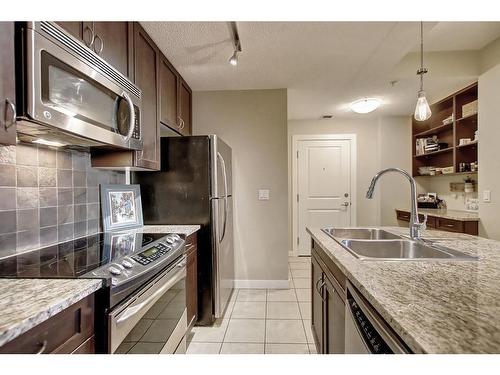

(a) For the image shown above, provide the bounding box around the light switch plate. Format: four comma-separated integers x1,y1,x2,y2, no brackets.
258,189,270,200
483,190,491,203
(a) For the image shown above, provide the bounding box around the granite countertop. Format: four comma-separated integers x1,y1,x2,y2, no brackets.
0,279,102,347
396,207,479,221
115,225,201,236
307,226,500,353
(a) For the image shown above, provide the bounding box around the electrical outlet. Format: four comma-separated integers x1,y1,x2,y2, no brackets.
258,189,270,200
483,190,491,203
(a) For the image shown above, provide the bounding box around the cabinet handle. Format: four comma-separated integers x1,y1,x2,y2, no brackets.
315,277,322,294
176,116,182,129
93,34,104,55
35,340,47,354
180,118,185,130
4,98,16,129
83,25,95,47
318,280,326,301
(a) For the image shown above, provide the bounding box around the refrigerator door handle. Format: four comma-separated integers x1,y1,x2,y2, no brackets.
217,152,228,243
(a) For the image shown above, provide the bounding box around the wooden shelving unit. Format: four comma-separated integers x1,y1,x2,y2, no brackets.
412,82,478,177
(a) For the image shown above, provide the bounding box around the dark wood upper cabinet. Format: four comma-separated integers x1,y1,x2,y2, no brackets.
84,22,133,78
159,56,179,129
178,79,192,136
0,22,17,145
55,22,83,40
132,23,160,170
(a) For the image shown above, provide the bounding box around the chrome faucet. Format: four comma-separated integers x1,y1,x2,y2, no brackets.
366,168,427,240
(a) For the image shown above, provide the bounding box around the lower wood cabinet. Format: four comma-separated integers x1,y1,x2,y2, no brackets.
0,294,95,354
311,240,346,354
185,232,198,327
395,210,478,235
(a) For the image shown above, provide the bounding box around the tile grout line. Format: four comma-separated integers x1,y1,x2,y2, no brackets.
218,288,239,353
291,258,311,354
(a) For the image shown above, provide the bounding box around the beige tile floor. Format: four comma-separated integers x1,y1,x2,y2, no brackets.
186,256,317,354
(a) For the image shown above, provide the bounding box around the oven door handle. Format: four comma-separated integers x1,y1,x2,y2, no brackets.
116,262,186,324
121,91,136,143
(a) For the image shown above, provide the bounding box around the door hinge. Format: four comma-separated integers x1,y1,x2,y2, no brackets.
296,150,299,158
297,237,299,245
296,194,299,202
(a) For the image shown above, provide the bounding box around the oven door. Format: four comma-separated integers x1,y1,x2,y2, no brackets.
109,256,187,354
20,22,142,150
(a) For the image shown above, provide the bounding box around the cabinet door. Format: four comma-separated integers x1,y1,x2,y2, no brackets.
159,56,179,131
311,254,324,353
89,22,132,78
56,22,83,41
324,277,345,354
178,79,192,136
133,23,160,170
0,22,16,145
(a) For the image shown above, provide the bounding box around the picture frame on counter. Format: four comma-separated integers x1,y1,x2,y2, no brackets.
100,184,144,231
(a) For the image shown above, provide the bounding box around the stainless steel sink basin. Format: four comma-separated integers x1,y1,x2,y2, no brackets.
340,239,477,261
322,228,401,240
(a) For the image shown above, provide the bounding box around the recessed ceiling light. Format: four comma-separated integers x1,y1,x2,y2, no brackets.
349,98,382,114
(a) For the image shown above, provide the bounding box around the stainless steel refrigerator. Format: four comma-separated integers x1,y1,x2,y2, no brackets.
132,135,234,325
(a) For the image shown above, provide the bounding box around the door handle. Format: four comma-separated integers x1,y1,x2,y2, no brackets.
121,92,135,143
4,98,16,129
83,25,95,47
217,152,229,243
341,202,350,207
93,34,104,55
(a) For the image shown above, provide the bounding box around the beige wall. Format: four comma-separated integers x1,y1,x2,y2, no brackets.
378,117,413,226
193,89,289,286
288,116,413,236
478,63,500,240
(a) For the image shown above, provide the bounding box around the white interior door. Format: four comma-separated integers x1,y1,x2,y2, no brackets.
296,139,354,255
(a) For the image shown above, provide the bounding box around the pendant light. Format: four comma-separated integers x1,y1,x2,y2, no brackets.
414,21,432,121
228,22,242,67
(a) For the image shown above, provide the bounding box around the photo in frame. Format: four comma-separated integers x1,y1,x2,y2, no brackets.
100,184,144,231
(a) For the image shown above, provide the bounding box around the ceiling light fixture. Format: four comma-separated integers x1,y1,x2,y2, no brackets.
414,21,432,121
350,98,381,114
228,22,242,66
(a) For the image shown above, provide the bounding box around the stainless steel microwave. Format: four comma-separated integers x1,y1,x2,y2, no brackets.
15,22,143,150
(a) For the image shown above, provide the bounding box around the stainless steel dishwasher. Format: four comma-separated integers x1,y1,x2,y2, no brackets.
344,281,411,354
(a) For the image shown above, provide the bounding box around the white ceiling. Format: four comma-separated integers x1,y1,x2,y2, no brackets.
142,21,500,120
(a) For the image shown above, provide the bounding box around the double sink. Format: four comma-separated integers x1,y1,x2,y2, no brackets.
321,228,477,261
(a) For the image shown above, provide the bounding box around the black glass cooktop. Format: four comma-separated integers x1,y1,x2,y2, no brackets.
0,232,168,279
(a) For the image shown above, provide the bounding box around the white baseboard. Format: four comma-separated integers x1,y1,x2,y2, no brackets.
233,279,291,289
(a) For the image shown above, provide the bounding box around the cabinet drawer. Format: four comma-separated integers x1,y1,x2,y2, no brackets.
0,294,95,354
396,211,436,228
436,218,464,233
396,210,411,222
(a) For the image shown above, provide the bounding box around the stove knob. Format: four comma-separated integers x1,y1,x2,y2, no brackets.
111,278,118,286
166,237,175,245
172,234,181,241
109,266,122,275
122,258,134,269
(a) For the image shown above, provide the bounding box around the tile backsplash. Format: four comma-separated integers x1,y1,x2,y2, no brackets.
0,143,125,258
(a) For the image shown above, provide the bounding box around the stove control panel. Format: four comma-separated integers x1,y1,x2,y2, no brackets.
88,233,184,286
131,237,176,266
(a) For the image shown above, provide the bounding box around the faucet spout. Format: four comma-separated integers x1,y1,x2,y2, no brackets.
365,168,426,240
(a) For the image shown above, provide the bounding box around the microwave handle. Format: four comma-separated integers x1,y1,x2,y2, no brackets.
121,91,136,143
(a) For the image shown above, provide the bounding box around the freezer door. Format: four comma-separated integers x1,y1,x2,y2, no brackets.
210,135,232,198
212,196,234,318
